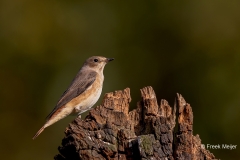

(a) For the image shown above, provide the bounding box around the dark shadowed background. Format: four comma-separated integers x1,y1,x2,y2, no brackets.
1,1,240,159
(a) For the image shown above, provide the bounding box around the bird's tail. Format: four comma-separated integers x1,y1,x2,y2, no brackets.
32,126,45,140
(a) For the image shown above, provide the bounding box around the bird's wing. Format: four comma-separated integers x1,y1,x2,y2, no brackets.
46,70,97,120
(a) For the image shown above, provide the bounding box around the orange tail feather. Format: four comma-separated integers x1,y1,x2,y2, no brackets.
32,126,45,140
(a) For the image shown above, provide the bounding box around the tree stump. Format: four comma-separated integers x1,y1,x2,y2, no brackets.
54,87,217,160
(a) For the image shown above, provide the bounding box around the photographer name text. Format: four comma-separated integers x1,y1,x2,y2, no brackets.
204,144,237,150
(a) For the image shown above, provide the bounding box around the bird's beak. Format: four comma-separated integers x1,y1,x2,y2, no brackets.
106,58,114,63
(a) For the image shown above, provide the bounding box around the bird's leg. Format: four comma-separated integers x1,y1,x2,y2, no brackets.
76,106,96,119
89,108,94,111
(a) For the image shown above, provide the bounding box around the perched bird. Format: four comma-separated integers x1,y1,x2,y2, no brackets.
32,56,114,139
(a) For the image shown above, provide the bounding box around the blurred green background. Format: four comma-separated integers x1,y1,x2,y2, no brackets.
1,0,240,159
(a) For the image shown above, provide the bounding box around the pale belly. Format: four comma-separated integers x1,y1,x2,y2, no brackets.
73,85,102,114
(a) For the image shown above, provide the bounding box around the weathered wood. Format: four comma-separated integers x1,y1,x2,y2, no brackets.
54,87,217,160
174,93,216,160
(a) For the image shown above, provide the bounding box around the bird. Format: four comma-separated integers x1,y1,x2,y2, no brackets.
32,56,114,139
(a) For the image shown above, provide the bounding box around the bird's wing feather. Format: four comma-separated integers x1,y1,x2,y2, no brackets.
46,70,97,120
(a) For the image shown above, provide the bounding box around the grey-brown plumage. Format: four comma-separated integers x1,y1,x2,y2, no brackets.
33,56,114,139
46,71,97,120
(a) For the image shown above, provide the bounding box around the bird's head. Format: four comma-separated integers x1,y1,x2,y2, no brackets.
83,56,114,72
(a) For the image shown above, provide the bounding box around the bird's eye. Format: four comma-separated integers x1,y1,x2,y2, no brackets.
94,59,98,62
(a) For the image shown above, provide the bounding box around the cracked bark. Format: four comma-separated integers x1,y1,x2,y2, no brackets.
54,87,217,160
